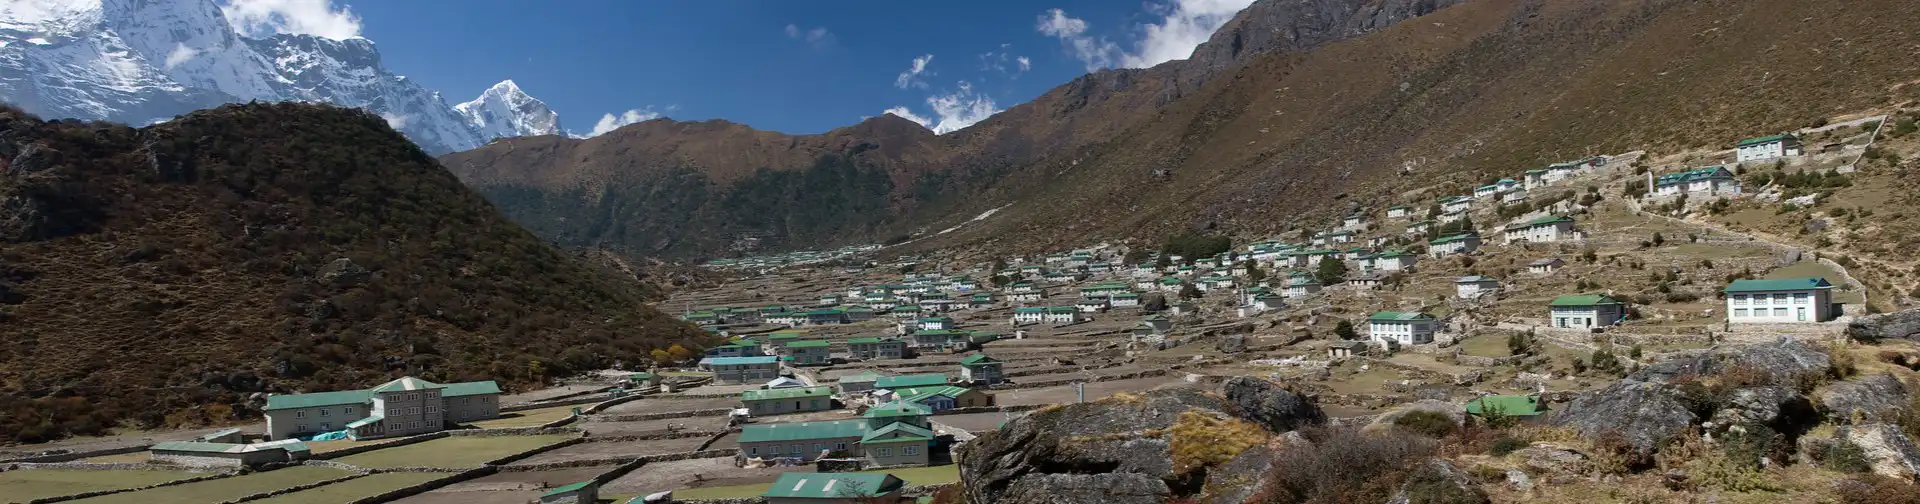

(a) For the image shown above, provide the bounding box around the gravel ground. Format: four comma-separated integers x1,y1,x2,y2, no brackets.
601,457,801,495
508,437,711,465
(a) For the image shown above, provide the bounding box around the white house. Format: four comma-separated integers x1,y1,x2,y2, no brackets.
1528,258,1565,275
1735,133,1803,163
1473,184,1501,199
1387,206,1412,219
1503,215,1577,244
1652,165,1741,198
1428,234,1481,257
1350,272,1389,290
1523,169,1549,190
1075,298,1109,313
1343,214,1369,231
1724,277,1835,323
1368,311,1437,346
1438,210,1468,224
1010,307,1047,324
1327,231,1355,244
1007,290,1043,303
1455,276,1500,299
1110,293,1142,308
1501,188,1528,206
1283,277,1322,298
1441,196,1473,213
1372,251,1418,272
1406,221,1433,236
1548,294,1627,330
1042,306,1081,324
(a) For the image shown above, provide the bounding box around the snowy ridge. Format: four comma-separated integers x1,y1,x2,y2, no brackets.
0,0,556,154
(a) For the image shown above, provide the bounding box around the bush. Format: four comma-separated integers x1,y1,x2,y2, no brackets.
1394,411,1459,439
1836,474,1920,504
1400,463,1490,504
1168,410,1269,476
1259,427,1437,504
1821,439,1874,474
1488,437,1528,456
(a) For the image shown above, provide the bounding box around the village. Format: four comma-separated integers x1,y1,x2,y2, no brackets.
0,116,1906,504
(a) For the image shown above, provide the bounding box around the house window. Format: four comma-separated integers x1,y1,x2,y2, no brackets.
319,408,329,417
296,424,308,432
814,443,825,452
1794,293,1809,304
835,442,848,451
343,406,354,415
319,423,330,431
749,447,758,455
1772,294,1787,303
877,447,893,457
1734,309,1748,317
295,410,306,418
1731,295,1747,305
905,446,919,456
790,444,802,455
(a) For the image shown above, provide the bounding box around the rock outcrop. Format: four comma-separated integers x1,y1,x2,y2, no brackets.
1847,309,1920,342
1820,374,1910,422
1839,423,1920,479
1710,386,1819,435
1549,380,1696,458
1223,376,1327,433
1628,339,1830,385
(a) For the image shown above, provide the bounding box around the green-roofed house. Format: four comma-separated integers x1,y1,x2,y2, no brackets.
701,356,783,385
149,438,311,468
742,386,837,415
1653,165,1740,198
539,480,598,504
786,339,833,366
761,472,906,504
1466,394,1546,420
892,385,992,412
1473,183,1502,199
1550,294,1627,330
705,341,767,359
1735,133,1802,163
1387,205,1412,219
861,422,937,466
1427,234,1481,258
837,370,888,393
738,420,871,462
847,337,909,360
1523,169,1549,189
1725,277,1834,323
263,376,501,440
958,354,1004,385
1368,311,1437,346
874,373,949,391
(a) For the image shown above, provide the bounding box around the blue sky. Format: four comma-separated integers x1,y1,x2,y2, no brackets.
230,0,1253,136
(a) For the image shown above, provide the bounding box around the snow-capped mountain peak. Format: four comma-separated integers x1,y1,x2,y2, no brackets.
455,79,564,139
0,0,562,154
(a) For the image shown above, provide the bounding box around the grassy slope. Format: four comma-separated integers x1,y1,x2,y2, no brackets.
0,103,715,443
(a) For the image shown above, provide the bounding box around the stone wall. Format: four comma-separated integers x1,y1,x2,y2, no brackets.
314,432,448,460
1,444,151,464
498,448,743,472
450,426,584,437
583,391,651,414
587,431,715,443
589,408,732,422
483,437,587,466
20,468,234,504
342,466,497,504
694,428,737,452
219,472,367,503
502,393,608,413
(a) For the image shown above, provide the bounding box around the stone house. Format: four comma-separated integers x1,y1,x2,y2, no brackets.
1653,165,1741,198
1075,297,1110,313
540,480,599,504
836,371,885,394
742,386,836,416
959,354,1004,385
1455,276,1500,299
149,439,311,469
761,471,907,504
1368,311,1437,346
1725,277,1835,323
264,376,500,440
1503,215,1577,244
1428,234,1481,257
847,337,909,360
786,340,833,366
1529,258,1565,274
702,356,782,385
1549,294,1627,330
1735,133,1803,163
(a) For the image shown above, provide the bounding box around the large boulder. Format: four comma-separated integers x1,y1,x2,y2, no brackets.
1847,309,1920,342
1370,399,1467,429
958,386,1234,504
1838,423,1920,479
1515,444,1589,474
1629,339,1829,385
1200,445,1276,504
1386,459,1489,504
1223,376,1327,433
1549,380,1695,458
1820,374,1910,422
1710,386,1819,435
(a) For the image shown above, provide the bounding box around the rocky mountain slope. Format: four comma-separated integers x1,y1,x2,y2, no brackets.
0,0,559,154
439,0,1466,259
0,103,710,443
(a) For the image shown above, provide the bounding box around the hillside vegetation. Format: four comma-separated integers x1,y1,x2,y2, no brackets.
0,103,711,443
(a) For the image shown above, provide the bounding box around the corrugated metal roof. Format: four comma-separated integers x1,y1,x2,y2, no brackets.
1725,277,1832,292
741,386,834,402
761,472,902,498
738,419,870,443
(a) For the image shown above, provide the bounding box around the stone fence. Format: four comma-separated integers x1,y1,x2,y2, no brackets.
934,404,1047,416
1003,360,1125,379
1,444,151,464
587,430,715,443
314,432,448,460
498,448,741,472
222,472,367,503
583,390,652,414
451,426,583,437
302,459,365,471
22,468,235,504
588,408,732,423
503,393,610,413
344,466,498,504
483,437,587,466
694,428,737,452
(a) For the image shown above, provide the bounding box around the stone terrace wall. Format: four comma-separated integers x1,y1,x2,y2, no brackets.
343,466,497,504
22,469,235,504
483,437,587,466
314,432,448,460
221,472,367,503
1,444,151,464
589,408,732,423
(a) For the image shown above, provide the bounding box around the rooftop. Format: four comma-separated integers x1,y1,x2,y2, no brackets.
761,473,903,499
1725,277,1832,293
741,386,834,402
1550,294,1623,306
875,374,949,389
1368,311,1434,322
739,419,871,443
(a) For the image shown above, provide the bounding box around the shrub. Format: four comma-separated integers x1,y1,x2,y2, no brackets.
1488,437,1527,456
1394,411,1459,439
1261,427,1436,504
1821,439,1874,474
1400,462,1490,504
1168,410,1269,476
1836,474,1920,504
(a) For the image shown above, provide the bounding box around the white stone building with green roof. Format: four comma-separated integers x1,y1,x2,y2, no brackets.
1735,133,1802,163
1725,277,1834,323
263,376,500,440
737,401,934,465
742,386,836,416
1368,311,1437,346
1549,294,1627,329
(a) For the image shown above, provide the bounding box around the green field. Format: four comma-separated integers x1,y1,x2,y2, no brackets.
69,466,351,504
468,404,580,429
0,469,202,502
249,472,447,504
1457,335,1513,358
671,464,960,499
332,434,575,469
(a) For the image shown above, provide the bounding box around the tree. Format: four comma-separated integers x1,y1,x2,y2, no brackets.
1244,260,1267,283
1178,283,1202,300
667,344,694,362
1156,254,1173,269
1316,258,1348,285
1333,320,1357,340
1123,248,1151,265
527,359,547,380
650,348,672,364
989,274,1012,288
1651,232,1666,247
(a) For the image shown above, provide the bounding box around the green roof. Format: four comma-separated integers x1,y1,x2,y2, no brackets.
1045,306,1077,314
1525,169,1547,174
862,401,932,419
860,421,937,443
874,374,948,389
742,386,834,402
1429,234,1477,245
441,381,502,398
1466,394,1545,417
959,354,999,366
1550,294,1623,307
541,481,595,498
897,385,972,404
761,472,903,499
787,340,831,348
1736,133,1795,147
1725,277,1832,293
768,332,804,340
739,419,871,443
1508,215,1573,229
918,317,954,324
1368,311,1433,322
1655,165,1735,187
839,371,887,383
264,389,370,411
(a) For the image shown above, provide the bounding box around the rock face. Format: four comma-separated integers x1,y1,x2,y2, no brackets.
1200,445,1277,504
1372,399,1468,428
1820,374,1910,422
1223,376,1328,433
1386,459,1489,504
1629,338,1830,385
1711,386,1819,434
1549,380,1696,458
1848,309,1920,342
960,381,1323,504
1839,423,1920,479
1517,444,1589,474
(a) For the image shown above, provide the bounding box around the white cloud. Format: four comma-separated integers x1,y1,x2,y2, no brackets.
1016,56,1031,72
884,80,1002,135
583,108,661,138
976,48,1028,77
894,54,934,89
784,23,834,48
378,112,409,130
1035,0,1254,71
883,107,932,129
163,43,200,70
219,0,363,40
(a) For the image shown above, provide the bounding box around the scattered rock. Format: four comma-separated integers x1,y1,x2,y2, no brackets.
1387,459,1488,504
1838,423,1920,479
958,386,1231,504
1505,469,1532,491
1222,376,1327,433
1002,473,1170,504
1550,380,1695,458
1820,374,1910,422
1848,308,1920,342
1628,338,1829,386
1517,444,1589,474
317,257,371,287
1371,399,1467,428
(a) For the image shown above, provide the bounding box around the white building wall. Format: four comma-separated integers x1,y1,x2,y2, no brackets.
1726,290,1832,323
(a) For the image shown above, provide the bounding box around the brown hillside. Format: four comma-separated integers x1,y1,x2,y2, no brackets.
439,0,1463,259
0,103,712,443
